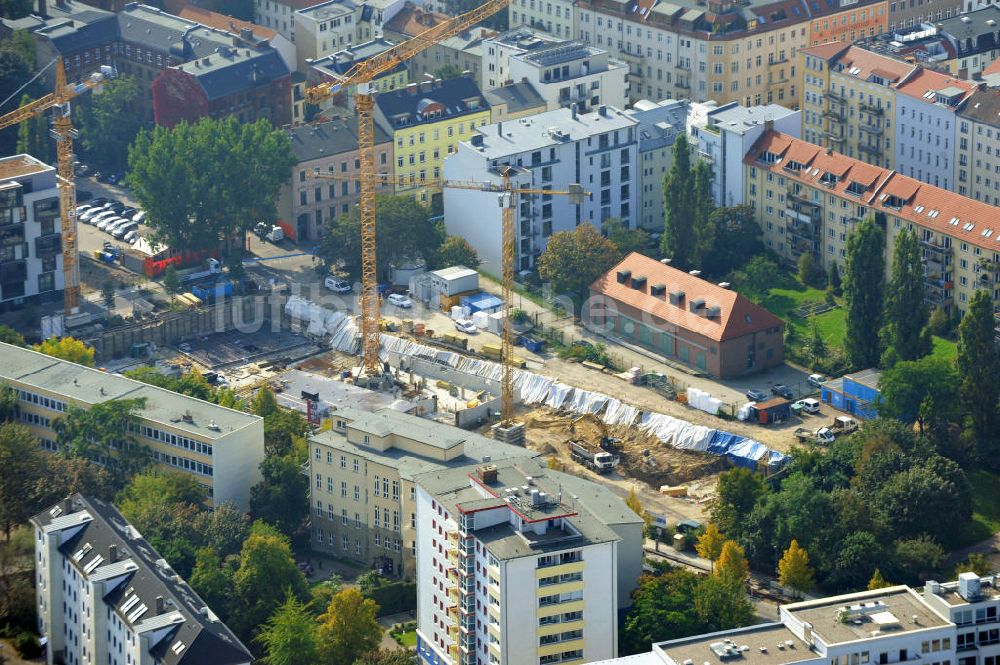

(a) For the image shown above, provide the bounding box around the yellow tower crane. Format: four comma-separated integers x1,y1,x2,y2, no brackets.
0,58,114,315
304,0,511,379
311,169,588,424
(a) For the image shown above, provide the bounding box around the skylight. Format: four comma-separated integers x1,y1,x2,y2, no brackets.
964,222,976,231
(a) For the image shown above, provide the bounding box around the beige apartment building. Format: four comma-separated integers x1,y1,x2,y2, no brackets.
801,43,916,168
1,342,264,509
956,88,1000,206
308,407,536,579
745,130,1000,313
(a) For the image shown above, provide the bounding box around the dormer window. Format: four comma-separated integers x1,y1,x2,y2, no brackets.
846,181,865,197
783,160,802,172
884,194,904,210
758,150,779,165
819,172,838,187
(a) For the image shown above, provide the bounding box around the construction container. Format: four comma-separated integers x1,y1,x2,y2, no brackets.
431,266,479,297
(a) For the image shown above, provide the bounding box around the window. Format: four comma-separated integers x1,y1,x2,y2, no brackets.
392,480,400,499
353,459,360,473
341,481,348,497
354,485,360,501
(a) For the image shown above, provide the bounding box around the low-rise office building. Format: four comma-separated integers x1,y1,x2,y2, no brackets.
588,252,785,378
0,155,64,313
32,494,252,665
413,457,644,665
307,406,537,579
0,342,264,509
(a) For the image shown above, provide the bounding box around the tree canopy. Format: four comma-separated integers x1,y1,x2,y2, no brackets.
778,539,815,593
34,337,94,366
537,223,621,306
54,399,149,488
843,217,885,369
256,594,321,665
958,289,1000,464
317,587,383,665
660,139,718,269
881,229,931,364
433,235,481,269
77,75,141,172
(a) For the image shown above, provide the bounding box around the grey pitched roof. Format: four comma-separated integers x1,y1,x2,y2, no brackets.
286,117,392,163
483,81,545,114
17,0,118,54
311,38,405,78
958,88,1000,127
175,47,289,100
31,494,252,665
375,75,489,127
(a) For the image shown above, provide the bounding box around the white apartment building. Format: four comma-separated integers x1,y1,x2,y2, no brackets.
692,102,801,206
1,342,264,510
508,0,576,40
894,67,978,191
481,28,628,112
413,457,644,665
257,0,400,47
31,494,252,665
956,88,1000,205
595,573,1000,665
443,105,638,271
308,406,537,579
0,155,64,314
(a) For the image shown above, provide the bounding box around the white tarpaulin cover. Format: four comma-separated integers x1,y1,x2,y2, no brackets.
545,383,574,410
603,398,639,426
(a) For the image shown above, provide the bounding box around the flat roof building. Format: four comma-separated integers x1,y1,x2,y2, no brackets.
1,342,264,509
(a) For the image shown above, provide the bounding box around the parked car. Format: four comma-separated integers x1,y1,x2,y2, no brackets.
91,211,118,226
323,276,351,293
112,221,137,237
792,398,821,415
771,384,793,399
92,171,104,182
131,210,147,223
107,173,120,185
89,197,108,207
807,373,826,388
75,204,94,215
123,229,139,244
79,207,105,222
746,388,768,402
386,293,412,308
119,207,137,218
97,216,123,231
454,319,477,334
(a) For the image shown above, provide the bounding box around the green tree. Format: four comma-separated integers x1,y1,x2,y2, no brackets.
879,356,960,433
162,265,181,296
0,527,35,633
117,470,206,517
251,388,281,418
0,382,17,422
777,539,815,594
263,407,311,457
831,530,882,590
875,466,969,544
956,553,992,577
691,160,716,266
604,218,651,257
958,290,1000,464
354,650,414,665
318,195,441,278
881,229,931,364
317,587,383,665
705,205,763,275
34,336,95,366
868,568,891,590
890,535,946,585
232,522,309,641
730,256,778,304
101,281,116,310
843,217,886,369
0,324,24,346
432,235,481,269
129,117,294,252
537,223,621,305
621,569,701,655
695,523,726,566
693,570,754,633
928,306,950,337
38,456,115,504
661,139,695,267
808,316,828,361
257,594,321,665
249,453,309,537
798,253,819,287
16,94,49,161
76,75,141,171
433,63,465,79
54,399,149,488
0,423,46,538
189,547,235,621
715,540,749,580
828,261,842,296
710,467,767,538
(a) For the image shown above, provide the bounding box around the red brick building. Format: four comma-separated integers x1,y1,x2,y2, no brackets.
589,253,785,379
152,46,291,127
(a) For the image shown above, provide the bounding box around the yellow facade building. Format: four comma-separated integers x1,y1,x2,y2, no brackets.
374,76,491,207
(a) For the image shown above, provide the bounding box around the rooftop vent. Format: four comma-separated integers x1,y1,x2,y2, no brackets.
207,420,220,432
718,282,731,289
181,411,193,423
706,306,722,318
689,298,706,313
477,464,498,484
669,290,685,305
630,275,647,290
651,283,666,297
616,269,632,284
471,134,484,147
959,572,982,601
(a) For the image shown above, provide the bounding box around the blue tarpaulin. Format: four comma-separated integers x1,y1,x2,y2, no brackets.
460,292,503,314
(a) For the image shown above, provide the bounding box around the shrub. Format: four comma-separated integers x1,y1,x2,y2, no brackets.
365,580,417,616
13,631,42,658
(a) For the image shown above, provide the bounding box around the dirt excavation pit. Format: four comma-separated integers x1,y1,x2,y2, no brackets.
521,409,728,489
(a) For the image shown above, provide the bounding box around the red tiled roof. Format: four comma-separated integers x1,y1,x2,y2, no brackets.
835,46,915,83
384,1,450,37
894,67,979,105
802,42,852,61
589,253,785,343
745,131,1000,254
174,5,278,39
984,54,1000,76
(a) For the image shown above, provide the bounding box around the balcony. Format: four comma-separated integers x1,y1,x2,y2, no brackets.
924,278,954,305
675,61,691,71
920,238,950,255
823,110,845,122
824,132,846,143
767,55,789,66
859,123,883,135
768,76,790,87
675,80,691,90
786,207,817,224
858,143,883,156
787,189,821,208
35,233,61,257
860,102,884,115
788,221,821,242
825,90,846,103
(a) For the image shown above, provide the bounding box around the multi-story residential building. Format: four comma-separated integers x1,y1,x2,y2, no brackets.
255,0,324,43
309,38,409,99
744,129,1000,312
278,118,394,241
956,87,1000,204
692,101,801,206
937,7,1000,78
807,0,889,47
0,155,64,313
375,76,491,207
294,0,374,69
443,104,638,270
0,341,264,508
894,67,978,190
384,6,494,83
307,406,537,578
152,45,291,127
887,0,962,31
413,457,643,665
801,43,915,168
31,494,252,665
508,0,576,39
596,583,963,665
481,29,628,112
624,99,691,230
484,80,547,121
174,4,297,70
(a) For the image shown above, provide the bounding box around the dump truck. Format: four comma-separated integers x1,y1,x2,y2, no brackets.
569,440,619,474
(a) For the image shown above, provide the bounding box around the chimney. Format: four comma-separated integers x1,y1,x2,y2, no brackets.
240,27,254,42
498,121,503,136
155,596,165,614
764,118,774,132
571,102,578,119
37,0,48,18
406,82,418,95
598,105,608,117
108,544,118,563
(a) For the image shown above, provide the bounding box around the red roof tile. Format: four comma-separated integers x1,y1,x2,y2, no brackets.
175,5,277,39
894,67,979,105
589,253,785,343
745,131,1000,254
985,54,1000,76
384,1,450,37
834,46,915,83
802,42,852,61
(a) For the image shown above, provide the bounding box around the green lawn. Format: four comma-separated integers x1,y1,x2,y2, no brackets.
393,629,417,648
955,469,1000,548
